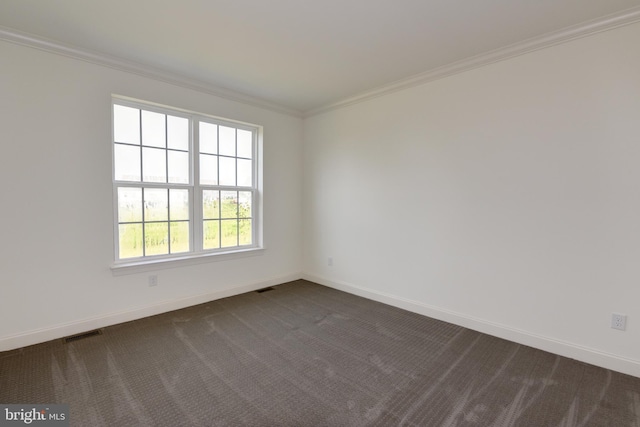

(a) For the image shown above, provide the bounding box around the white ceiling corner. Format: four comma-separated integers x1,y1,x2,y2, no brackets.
0,25,302,117
0,1,639,117
305,5,640,117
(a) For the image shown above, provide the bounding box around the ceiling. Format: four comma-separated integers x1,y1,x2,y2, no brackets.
1,0,639,115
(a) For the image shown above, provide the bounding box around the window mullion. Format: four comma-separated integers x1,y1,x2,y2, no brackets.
138,109,143,184
192,119,202,253
164,114,169,185
141,187,146,257
166,189,172,254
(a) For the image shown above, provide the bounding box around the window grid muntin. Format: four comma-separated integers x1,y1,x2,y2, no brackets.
115,185,193,259
199,187,255,251
113,98,258,262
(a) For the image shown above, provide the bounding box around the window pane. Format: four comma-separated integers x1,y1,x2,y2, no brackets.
237,158,252,187
168,115,188,150
114,144,141,182
169,189,189,220
168,150,189,184
203,220,220,249
119,223,143,258
114,105,140,144
199,122,217,154
144,188,168,221
114,101,258,261
142,147,167,183
219,126,235,156
221,191,238,219
221,219,238,248
203,190,219,219
200,154,218,185
118,187,142,222
170,221,189,254
145,222,169,256
238,191,252,218
142,110,166,148
219,156,236,186
237,129,252,158
239,219,252,246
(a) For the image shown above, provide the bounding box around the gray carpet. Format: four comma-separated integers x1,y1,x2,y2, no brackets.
1,280,639,426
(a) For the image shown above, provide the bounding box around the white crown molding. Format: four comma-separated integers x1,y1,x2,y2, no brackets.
305,6,640,118
2,6,639,120
0,25,302,118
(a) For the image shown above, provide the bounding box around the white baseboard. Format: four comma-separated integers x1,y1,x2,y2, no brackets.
303,273,640,379
0,272,302,352
6,272,638,379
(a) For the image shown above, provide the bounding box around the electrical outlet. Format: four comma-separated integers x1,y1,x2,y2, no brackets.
328,257,333,267
611,313,626,331
148,275,158,287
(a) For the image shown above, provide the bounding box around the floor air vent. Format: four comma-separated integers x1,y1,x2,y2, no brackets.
256,287,275,293
63,329,102,343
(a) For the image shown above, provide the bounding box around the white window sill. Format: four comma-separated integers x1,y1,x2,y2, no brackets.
110,247,265,276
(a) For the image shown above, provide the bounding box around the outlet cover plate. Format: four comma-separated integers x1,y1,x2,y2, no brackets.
611,313,627,331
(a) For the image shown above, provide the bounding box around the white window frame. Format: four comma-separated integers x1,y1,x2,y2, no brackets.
110,96,263,275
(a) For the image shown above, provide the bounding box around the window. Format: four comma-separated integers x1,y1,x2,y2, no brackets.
112,98,260,266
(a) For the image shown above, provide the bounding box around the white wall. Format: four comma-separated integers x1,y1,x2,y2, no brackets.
0,40,303,349
2,20,639,379
303,22,640,377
